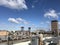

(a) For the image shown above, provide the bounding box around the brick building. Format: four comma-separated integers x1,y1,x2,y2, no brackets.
51,20,59,36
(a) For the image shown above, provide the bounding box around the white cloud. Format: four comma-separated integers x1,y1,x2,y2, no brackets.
46,21,50,24
0,0,28,9
40,21,50,25
16,18,29,24
8,18,19,24
32,5,35,8
58,22,60,24
40,22,44,25
44,9,60,19
23,21,29,24
8,18,29,24
16,18,25,22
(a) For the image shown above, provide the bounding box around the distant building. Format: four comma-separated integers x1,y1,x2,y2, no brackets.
0,30,9,36
0,30,9,41
33,30,45,35
13,30,31,40
28,27,31,35
51,20,58,36
21,26,24,32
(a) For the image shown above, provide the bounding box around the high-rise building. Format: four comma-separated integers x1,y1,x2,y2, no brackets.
51,20,58,36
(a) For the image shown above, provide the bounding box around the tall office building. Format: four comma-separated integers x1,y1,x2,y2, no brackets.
51,20,58,36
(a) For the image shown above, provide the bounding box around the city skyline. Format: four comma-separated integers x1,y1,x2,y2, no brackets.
0,0,60,31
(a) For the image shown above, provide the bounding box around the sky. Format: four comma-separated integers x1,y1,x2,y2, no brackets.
0,0,60,31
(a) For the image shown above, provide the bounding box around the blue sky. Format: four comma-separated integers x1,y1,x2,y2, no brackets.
0,0,60,31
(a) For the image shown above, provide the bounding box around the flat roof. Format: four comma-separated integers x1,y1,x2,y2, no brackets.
51,20,58,22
